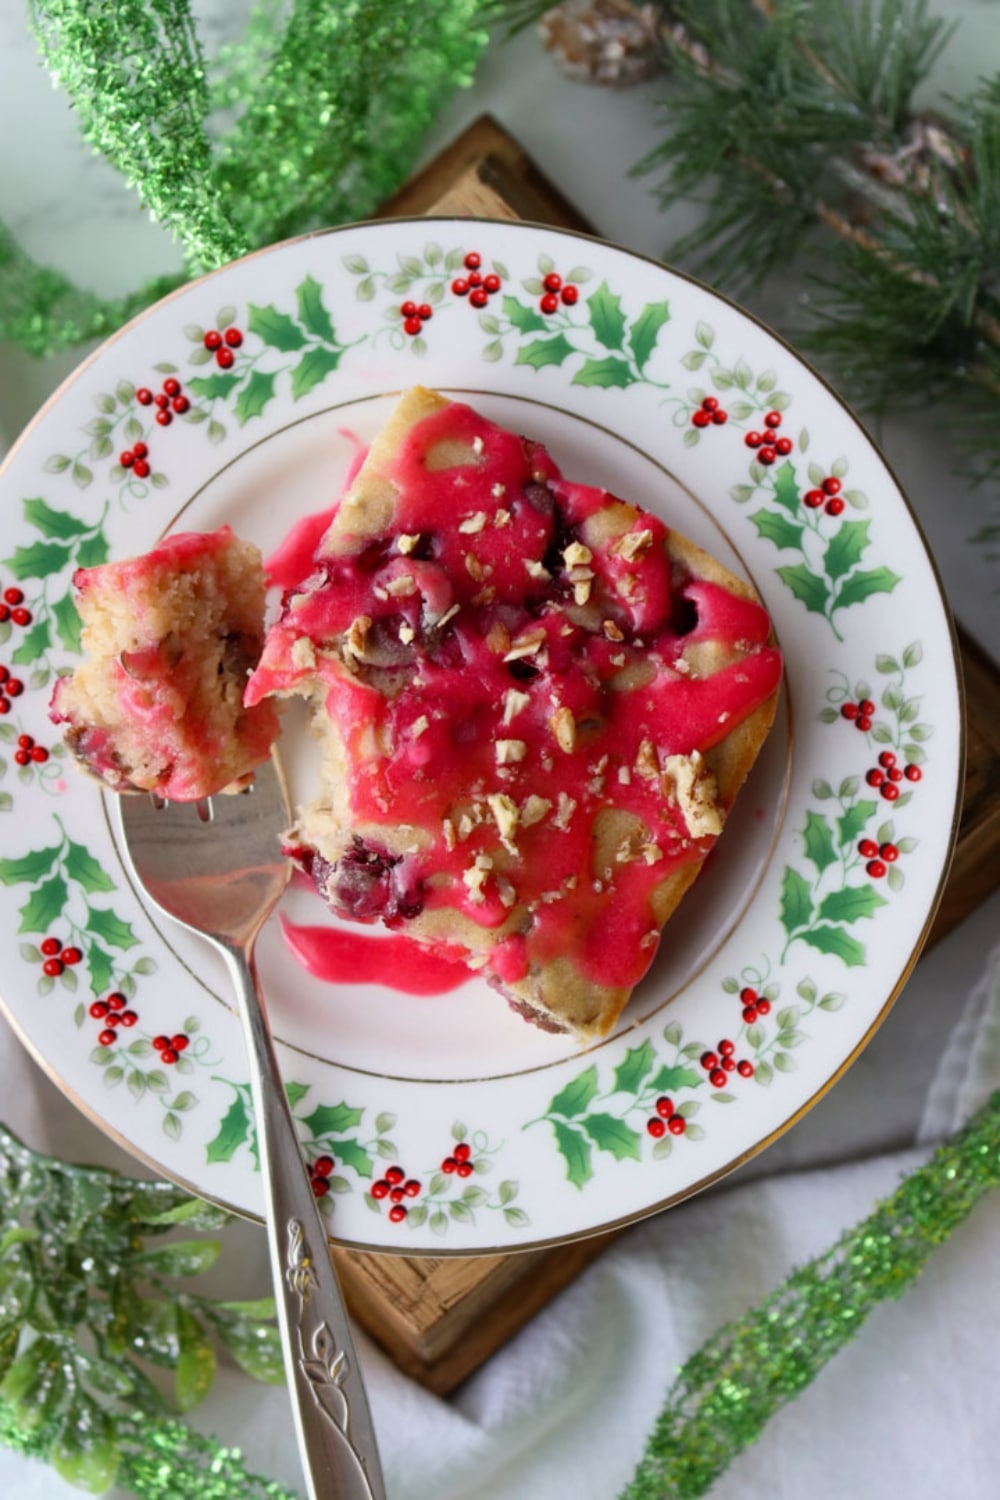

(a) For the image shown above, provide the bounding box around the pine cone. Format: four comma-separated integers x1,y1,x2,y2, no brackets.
538,0,665,87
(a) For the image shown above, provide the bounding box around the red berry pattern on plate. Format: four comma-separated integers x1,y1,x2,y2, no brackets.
690,394,729,430
205,1083,393,1205
0,719,65,803
776,641,930,964
821,641,930,810
200,1089,528,1234
535,268,581,315
527,964,848,1184
82,1006,209,1141
366,1123,526,1235
450,250,504,312
343,241,510,358
721,966,846,1088
1,825,214,1140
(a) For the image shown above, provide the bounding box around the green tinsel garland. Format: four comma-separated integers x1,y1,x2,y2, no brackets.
1,0,494,357
621,1087,1000,1499
1,1092,997,1497
0,1404,301,1500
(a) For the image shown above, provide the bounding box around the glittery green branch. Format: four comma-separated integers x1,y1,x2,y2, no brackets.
212,0,494,248
621,1088,1000,1500
0,1403,301,1500
27,0,245,271
0,220,185,358
0,1124,284,1494
0,0,496,360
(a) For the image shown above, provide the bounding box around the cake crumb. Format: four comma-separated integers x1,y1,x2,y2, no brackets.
291,636,316,669
397,533,421,554
459,511,487,535
603,620,624,642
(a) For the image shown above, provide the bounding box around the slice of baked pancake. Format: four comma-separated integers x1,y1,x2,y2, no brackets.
51,526,280,800
247,387,782,1041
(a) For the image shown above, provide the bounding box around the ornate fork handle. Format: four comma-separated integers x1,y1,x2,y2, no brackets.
223,944,385,1500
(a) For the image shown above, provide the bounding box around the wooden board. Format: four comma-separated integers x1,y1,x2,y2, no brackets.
326,114,1000,1395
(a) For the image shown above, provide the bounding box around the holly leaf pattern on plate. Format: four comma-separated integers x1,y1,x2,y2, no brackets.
817,886,887,923
833,567,902,611
586,282,627,351
515,334,576,371
553,1120,593,1190
780,866,813,935
628,300,670,371
290,346,342,402
247,304,306,352
233,370,277,426
572,355,635,389
799,923,867,966
612,1040,656,1096
205,1095,251,1165
295,275,336,343
776,563,830,616
582,1113,642,1162
750,508,804,551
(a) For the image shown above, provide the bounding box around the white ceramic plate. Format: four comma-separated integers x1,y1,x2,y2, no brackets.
0,220,961,1251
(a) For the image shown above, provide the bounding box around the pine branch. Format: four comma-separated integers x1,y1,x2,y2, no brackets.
622,0,1000,483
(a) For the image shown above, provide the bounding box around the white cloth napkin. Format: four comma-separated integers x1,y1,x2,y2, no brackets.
2,918,998,1500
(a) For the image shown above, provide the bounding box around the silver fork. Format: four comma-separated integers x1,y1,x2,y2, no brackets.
116,754,386,1500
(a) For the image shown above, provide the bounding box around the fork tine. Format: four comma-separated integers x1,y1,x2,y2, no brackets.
114,752,292,943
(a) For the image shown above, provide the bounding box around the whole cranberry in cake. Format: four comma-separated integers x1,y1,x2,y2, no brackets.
50,526,280,799
247,388,782,1041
